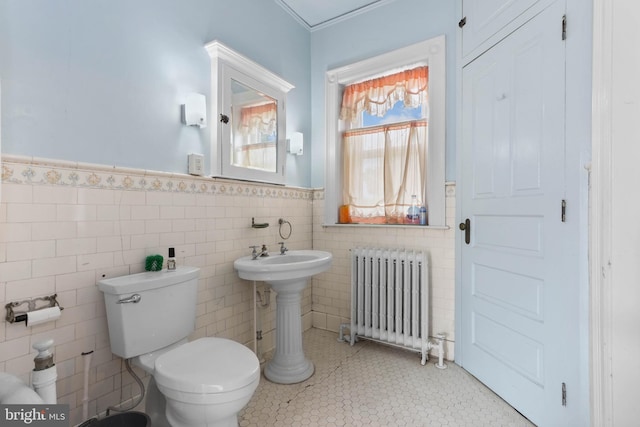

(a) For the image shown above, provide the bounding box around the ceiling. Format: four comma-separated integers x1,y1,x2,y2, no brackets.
275,0,396,31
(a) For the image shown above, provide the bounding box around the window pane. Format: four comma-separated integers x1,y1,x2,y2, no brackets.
362,100,423,127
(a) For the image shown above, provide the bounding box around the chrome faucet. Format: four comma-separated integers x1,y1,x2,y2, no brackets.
278,241,288,255
250,246,259,260
259,244,269,257
250,244,270,259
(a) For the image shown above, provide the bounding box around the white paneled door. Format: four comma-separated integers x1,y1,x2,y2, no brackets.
459,2,580,426
461,0,545,58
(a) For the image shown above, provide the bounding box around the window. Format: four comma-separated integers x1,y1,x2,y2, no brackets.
324,35,446,227
341,66,428,224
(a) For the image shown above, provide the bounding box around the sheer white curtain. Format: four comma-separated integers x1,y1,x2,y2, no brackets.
343,122,426,223
340,67,428,224
234,102,277,170
239,102,277,135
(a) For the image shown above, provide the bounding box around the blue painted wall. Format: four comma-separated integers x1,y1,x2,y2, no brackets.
0,0,312,187
309,0,458,186
1,0,459,188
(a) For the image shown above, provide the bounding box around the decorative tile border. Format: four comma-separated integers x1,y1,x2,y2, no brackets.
1,155,316,200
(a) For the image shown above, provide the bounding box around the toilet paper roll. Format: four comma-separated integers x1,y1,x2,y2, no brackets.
26,307,61,326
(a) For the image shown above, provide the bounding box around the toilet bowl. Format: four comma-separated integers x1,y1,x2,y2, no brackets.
98,267,260,427
0,372,44,404
136,338,260,427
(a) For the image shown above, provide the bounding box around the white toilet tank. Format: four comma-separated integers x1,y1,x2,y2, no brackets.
98,266,200,359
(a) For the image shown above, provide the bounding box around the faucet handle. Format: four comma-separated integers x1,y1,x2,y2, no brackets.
259,244,269,257
249,245,259,258
278,242,288,255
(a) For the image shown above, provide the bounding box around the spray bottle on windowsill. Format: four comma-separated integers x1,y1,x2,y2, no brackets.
419,205,428,225
406,195,420,224
167,247,176,271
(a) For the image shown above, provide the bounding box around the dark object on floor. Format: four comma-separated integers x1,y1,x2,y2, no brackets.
78,412,151,427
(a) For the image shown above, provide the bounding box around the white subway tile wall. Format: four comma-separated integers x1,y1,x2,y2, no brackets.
0,155,456,425
311,184,457,359
0,156,311,425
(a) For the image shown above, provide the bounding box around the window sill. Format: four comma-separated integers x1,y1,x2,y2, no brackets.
322,223,450,230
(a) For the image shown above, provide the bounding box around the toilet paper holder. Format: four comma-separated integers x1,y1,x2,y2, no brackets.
5,294,64,324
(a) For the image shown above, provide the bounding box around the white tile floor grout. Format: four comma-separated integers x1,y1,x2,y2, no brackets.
239,328,535,426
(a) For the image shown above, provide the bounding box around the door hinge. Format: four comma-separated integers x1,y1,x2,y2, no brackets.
458,16,466,28
562,15,567,40
561,199,567,222
562,382,567,406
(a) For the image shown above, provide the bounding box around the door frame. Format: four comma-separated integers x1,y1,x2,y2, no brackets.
590,0,612,424
588,0,640,425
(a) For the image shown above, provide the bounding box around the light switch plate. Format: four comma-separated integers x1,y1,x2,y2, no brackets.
188,153,204,176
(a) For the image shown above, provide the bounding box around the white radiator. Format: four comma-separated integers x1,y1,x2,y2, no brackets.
350,247,434,365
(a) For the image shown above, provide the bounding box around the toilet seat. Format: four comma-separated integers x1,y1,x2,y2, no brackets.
154,337,260,395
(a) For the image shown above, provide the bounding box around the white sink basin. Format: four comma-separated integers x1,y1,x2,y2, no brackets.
234,250,332,283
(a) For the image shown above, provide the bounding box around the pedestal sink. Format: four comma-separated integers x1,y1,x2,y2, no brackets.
234,250,332,384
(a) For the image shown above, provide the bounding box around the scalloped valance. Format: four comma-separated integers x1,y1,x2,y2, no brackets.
339,66,428,124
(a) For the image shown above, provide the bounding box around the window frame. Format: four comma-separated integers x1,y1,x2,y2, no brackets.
324,35,447,226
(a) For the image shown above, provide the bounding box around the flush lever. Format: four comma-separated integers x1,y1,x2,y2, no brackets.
459,218,471,245
117,294,141,304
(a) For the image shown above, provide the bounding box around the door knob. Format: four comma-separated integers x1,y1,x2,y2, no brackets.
459,218,470,245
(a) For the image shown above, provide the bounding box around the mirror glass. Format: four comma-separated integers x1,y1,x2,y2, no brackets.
206,40,293,184
230,79,278,173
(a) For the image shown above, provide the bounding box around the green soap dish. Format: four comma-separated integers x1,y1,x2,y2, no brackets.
251,217,269,228
145,255,164,271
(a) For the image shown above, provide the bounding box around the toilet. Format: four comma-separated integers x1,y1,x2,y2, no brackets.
0,372,45,404
98,266,260,427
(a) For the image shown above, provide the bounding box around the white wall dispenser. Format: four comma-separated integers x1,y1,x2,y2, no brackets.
182,93,207,128
288,132,303,155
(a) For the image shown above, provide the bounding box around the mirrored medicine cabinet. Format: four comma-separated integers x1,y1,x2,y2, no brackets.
205,40,294,185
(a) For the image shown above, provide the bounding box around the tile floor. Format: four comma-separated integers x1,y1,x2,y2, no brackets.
239,328,535,426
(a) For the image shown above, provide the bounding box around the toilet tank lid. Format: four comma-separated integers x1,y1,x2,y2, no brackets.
98,266,200,295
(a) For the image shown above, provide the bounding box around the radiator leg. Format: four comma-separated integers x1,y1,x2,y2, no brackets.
337,323,350,343
435,333,447,369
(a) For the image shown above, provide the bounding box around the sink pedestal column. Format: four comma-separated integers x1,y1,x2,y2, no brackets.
264,279,314,384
